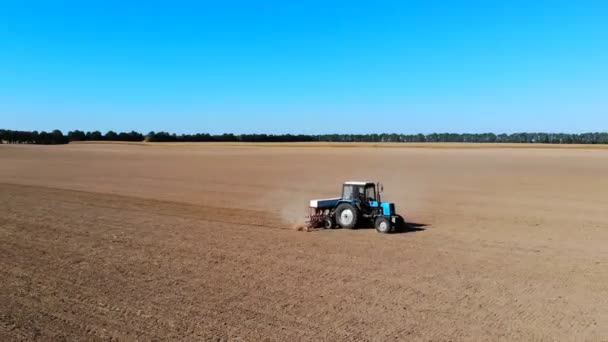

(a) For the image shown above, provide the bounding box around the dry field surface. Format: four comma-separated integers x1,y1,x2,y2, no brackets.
1,143,607,341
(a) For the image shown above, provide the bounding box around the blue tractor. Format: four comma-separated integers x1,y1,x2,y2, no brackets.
307,181,403,233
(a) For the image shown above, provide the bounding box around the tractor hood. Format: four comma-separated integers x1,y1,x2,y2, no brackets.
380,202,395,216
369,201,395,216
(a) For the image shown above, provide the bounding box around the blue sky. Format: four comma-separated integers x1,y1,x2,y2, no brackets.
1,1,607,134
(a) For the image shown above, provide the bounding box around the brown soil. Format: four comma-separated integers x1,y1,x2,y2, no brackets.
1,144,607,341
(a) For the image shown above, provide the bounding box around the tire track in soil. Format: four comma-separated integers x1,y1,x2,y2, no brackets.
0,182,290,231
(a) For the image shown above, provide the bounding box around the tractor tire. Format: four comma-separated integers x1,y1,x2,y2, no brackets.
335,203,358,229
323,217,335,229
375,217,392,234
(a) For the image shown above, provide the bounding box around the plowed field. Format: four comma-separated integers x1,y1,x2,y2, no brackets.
1,144,607,341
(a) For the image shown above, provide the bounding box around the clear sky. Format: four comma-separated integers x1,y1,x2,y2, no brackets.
1,1,607,134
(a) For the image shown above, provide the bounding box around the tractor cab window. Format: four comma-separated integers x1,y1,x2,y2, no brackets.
365,185,376,201
342,184,365,201
342,185,355,200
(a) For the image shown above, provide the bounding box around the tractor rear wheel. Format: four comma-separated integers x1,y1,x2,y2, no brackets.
336,203,358,229
375,217,392,234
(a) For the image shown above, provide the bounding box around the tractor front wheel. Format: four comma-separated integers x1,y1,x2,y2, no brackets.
336,203,358,229
375,217,392,234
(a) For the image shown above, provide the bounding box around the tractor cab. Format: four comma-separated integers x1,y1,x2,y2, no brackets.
340,181,394,216
342,181,378,203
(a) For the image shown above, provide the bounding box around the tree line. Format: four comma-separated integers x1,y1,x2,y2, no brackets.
0,130,143,144
2,129,608,145
0,129,70,144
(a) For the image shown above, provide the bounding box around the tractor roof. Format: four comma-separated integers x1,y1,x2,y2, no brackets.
344,181,374,186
